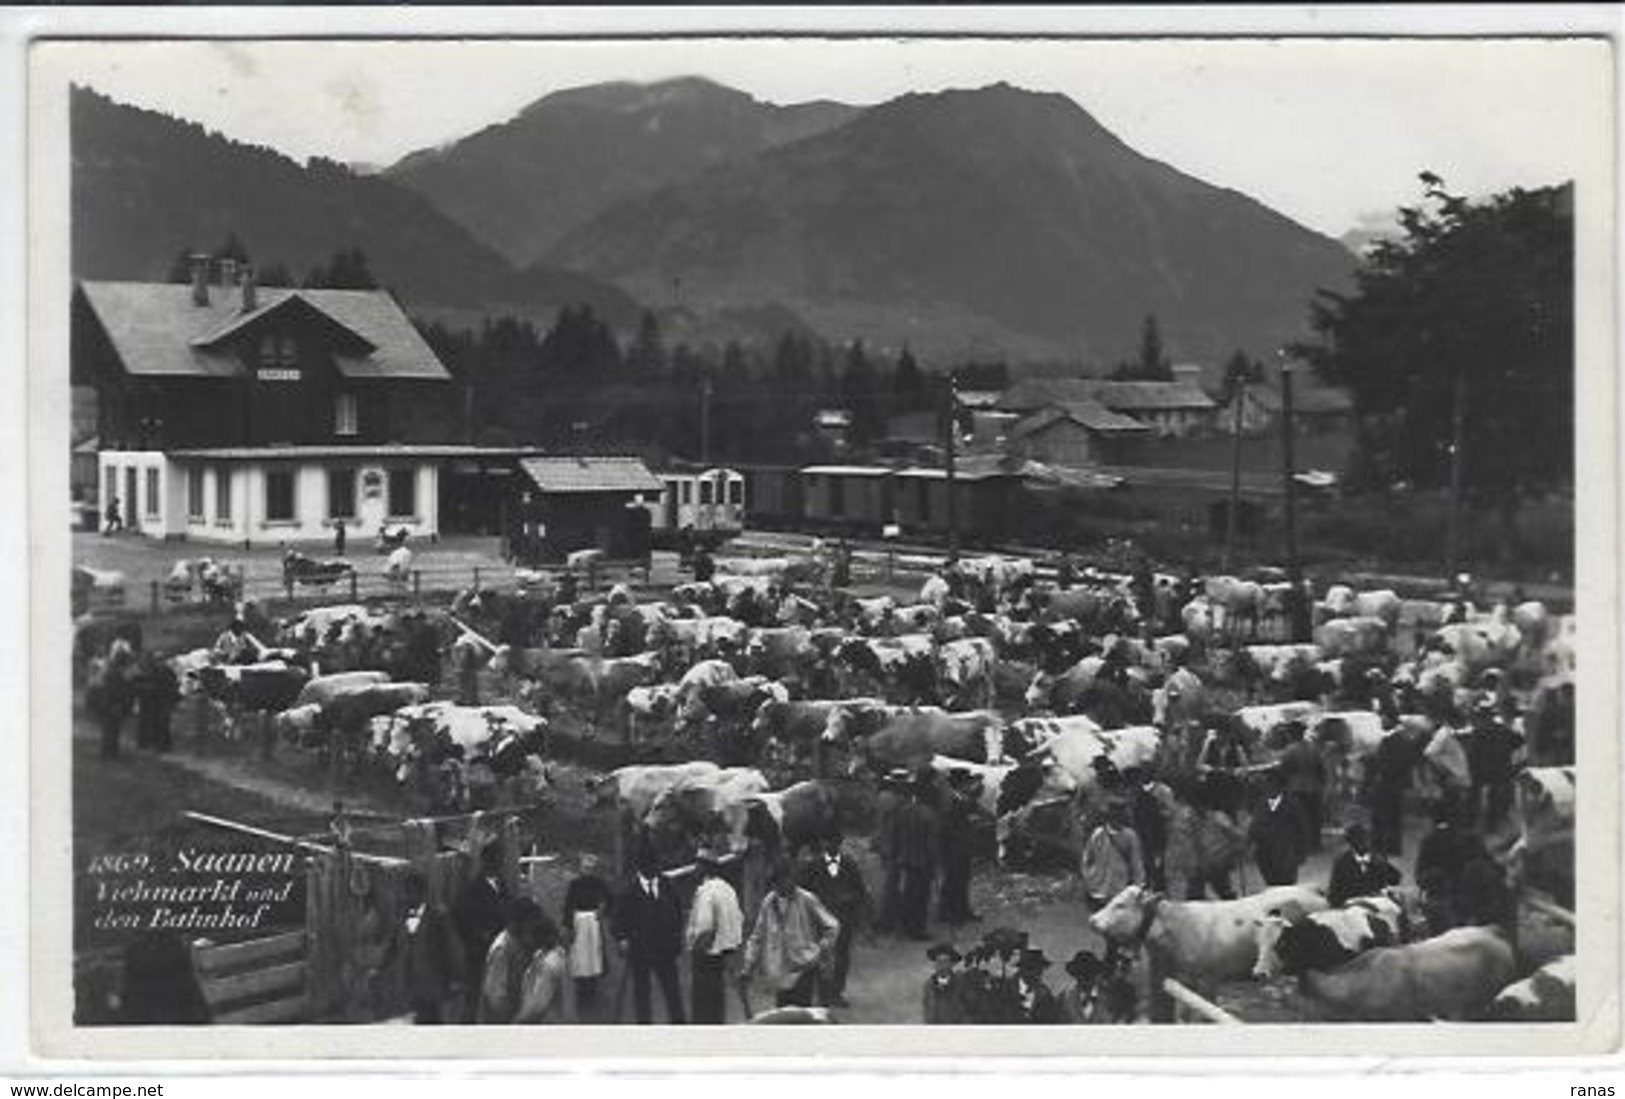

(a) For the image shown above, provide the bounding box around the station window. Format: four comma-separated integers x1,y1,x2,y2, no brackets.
700,480,714,506
728,478,743,506
265,470,296,522
187,468,205,520
215,468,233,520
388,468,417,519
144,468,160,518
328,468,356,519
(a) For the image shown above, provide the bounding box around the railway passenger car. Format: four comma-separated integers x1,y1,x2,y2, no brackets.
646,466,746,548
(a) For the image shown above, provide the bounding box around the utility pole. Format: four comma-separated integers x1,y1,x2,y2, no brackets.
945,371,959,564
1445,365,1468,580
1224,371,1245,571
700,372,714,467
1279,349,1306,641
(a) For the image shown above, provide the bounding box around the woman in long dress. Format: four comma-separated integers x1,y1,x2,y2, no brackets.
561,854,613,1014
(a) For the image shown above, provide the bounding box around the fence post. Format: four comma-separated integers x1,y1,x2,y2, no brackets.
150,580,160,614
412,570,421,600
349,571,358,601
472,566,481,593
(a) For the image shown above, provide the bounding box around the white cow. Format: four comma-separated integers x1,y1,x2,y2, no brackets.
1090,883,1329,997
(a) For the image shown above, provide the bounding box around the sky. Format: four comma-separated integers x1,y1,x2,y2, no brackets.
40,35,1611,238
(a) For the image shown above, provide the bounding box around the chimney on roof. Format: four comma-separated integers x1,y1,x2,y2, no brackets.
189,253,211,307
218,257,238,287
239,265,258,313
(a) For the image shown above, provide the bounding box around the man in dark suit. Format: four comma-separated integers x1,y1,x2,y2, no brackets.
452,843,508,1023
1327,821,1402,907
389,871,465,1024
614,849,686,1024
1247,770,1309,886
888,774,941,941
797,834,869,1006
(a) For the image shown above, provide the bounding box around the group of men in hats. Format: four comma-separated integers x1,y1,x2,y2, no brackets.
875,764,989,942
922,938,1136,1025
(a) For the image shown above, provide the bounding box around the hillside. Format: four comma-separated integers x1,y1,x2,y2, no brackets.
388,76,861,268
70,86,640,326
546,83,1357,363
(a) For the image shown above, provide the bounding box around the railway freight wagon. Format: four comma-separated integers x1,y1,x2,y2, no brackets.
799,466,895,535
891,467,1020,538
736,465,802,530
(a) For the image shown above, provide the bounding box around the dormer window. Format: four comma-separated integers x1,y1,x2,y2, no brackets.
258,333,297,368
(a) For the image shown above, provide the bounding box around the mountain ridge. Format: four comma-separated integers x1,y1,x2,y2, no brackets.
544,81,1357,363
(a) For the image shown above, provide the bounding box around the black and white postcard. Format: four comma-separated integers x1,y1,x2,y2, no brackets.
17,9,1620,1063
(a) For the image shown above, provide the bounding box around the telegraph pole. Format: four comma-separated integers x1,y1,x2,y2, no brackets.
1445,365,1467,580
700,372,714,467
1224,371,1245,571
1279,349,1307,641
945,371,959,564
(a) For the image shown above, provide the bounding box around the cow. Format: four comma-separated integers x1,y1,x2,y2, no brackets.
624,683,683,742
752,699,861,754
1089,883,1330,999
1023,722,1160,798
643,766,772,855
838,634,938,704
1227,701,1324,755
1023,655,1106,714
487,645,587,682
920,573,952,608
1151,666,1206,729
1203,576,1265,638
1486,955,1576,1022
743,626,817,681
1252,893,1409,979
1314,617,1390,660
1504,766,1576,903
385,545,415,586
1291,926,1516,1022
848,710,1006,775
595,761,723,820
937,637,998,710
1237,644,1326,697
714,556,793,579
293,670,392,708
676,676,791,754
740,780,844,858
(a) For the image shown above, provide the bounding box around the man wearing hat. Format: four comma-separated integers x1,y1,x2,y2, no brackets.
888,770,943,940
1012,947,1061,1024
1327,820,1402,907
686,844,745,1024
1247,768,1309,886
739,856,841,1011
938,768,986,927
797,834,869,1007
1058,950,1103,1024
1467,697,1523,833
871,768,911,932
921,942,966,1024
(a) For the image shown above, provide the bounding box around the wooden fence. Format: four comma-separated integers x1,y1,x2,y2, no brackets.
185,808,523,1024
1162,978,1243,1024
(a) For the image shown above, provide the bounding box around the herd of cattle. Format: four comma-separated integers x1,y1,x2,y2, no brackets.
80,550,1580,1023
